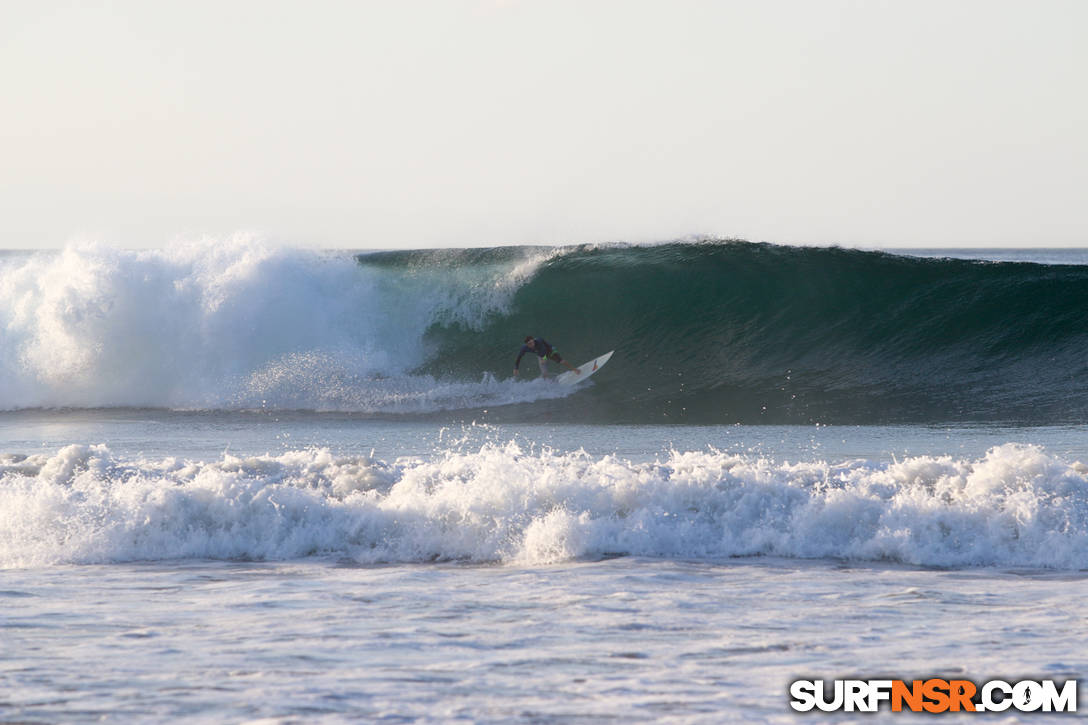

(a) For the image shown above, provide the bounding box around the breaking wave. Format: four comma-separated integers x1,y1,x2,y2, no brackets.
3,238,1088,423
2,442,1087,570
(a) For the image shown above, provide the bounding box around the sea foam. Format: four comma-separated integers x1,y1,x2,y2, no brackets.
2,442,1086,570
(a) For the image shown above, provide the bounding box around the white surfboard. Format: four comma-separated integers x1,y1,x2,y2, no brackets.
556,350,614,386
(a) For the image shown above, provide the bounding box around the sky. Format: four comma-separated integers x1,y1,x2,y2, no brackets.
1,0,1086,249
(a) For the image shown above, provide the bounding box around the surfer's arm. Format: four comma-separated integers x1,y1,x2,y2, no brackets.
513,346,529,376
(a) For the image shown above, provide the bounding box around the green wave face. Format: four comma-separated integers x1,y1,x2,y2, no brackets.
364,241,1088,424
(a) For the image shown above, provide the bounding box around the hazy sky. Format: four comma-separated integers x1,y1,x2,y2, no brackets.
2,0,1086,249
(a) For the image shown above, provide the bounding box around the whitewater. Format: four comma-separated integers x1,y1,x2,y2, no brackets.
0,239,574,413
3,239,1087,722
5,436,1088,571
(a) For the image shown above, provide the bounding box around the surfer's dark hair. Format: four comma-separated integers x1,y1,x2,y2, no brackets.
524,335,533,343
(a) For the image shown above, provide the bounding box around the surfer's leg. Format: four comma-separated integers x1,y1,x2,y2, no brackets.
538,355,549,378
551,351,579,373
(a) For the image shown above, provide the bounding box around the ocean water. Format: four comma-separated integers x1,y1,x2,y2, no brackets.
3,240,1088,722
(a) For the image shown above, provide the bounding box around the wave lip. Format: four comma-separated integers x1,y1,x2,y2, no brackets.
3,442,1086,570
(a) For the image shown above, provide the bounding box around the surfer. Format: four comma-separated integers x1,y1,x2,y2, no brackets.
514,336,580,378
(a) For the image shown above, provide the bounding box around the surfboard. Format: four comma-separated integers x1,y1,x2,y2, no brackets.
556,350,614,386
